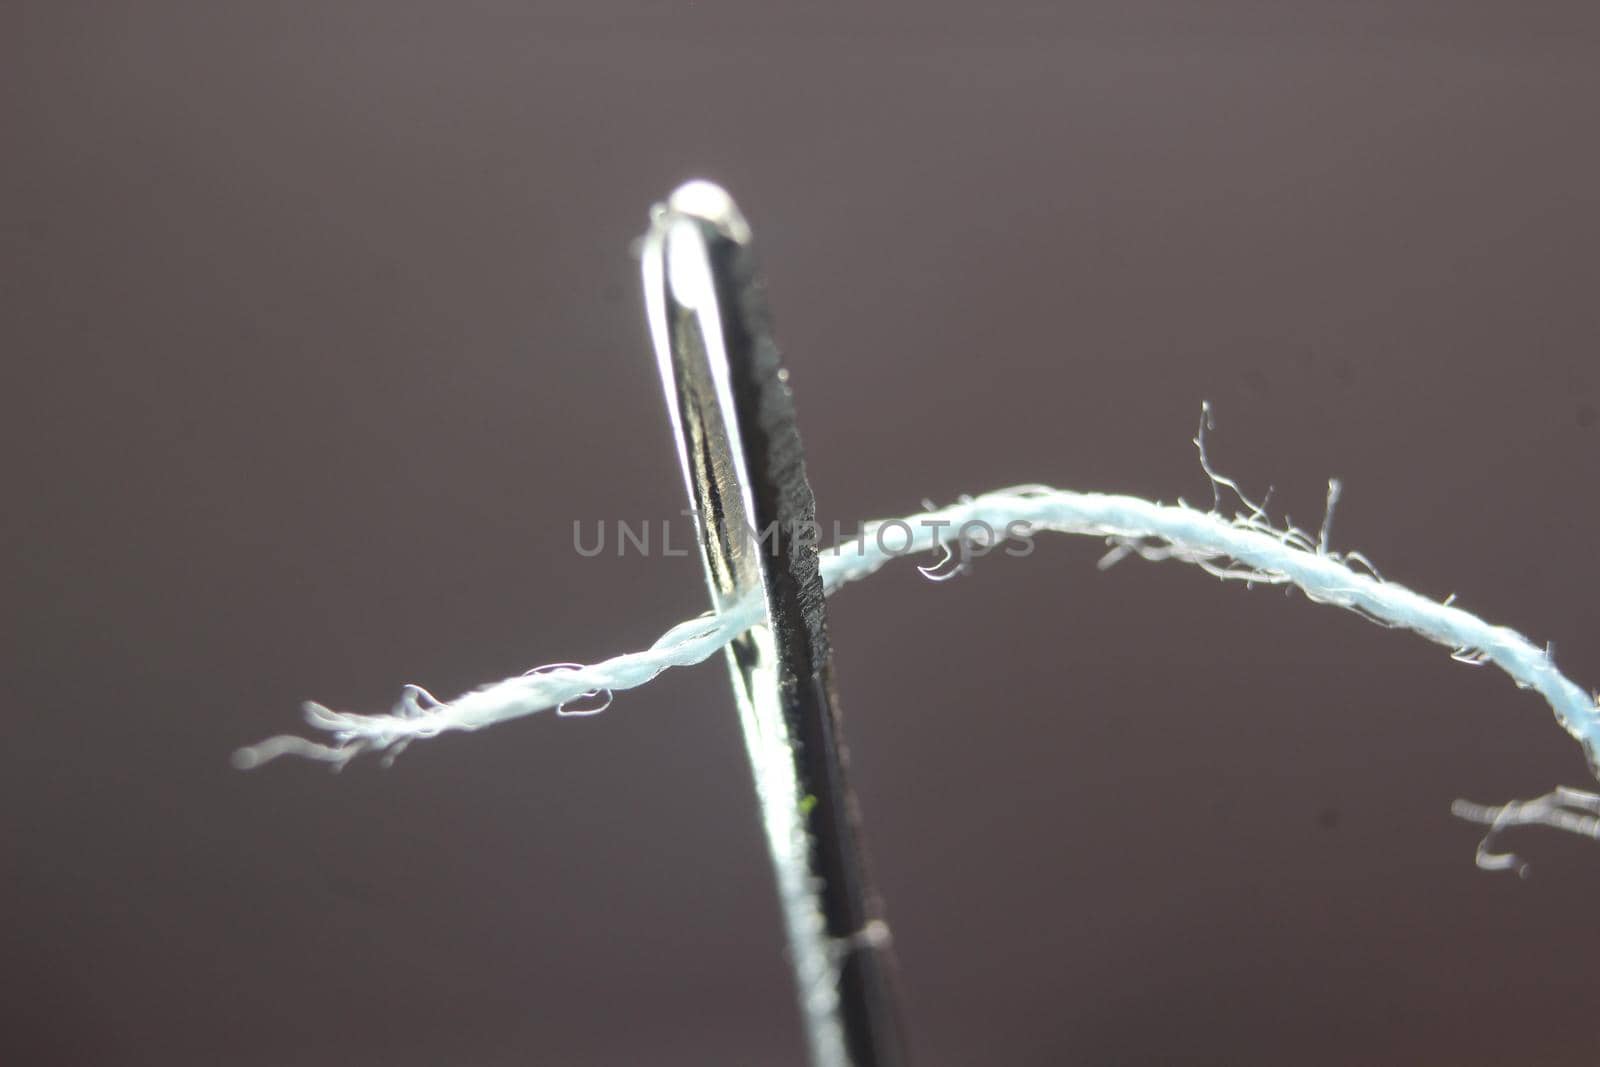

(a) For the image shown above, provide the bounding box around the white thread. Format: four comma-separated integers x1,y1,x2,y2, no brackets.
232,424,1600,869
234,483,1600,778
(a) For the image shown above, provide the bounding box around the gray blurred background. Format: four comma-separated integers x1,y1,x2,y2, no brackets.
4,3,1599,1064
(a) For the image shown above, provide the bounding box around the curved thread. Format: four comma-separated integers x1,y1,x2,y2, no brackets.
233,475,1600,869
234,487,1599,766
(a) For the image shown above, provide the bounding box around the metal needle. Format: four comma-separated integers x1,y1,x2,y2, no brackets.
640,181,906,1067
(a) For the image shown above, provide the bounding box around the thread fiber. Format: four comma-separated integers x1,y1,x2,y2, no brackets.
233,416,1600,869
